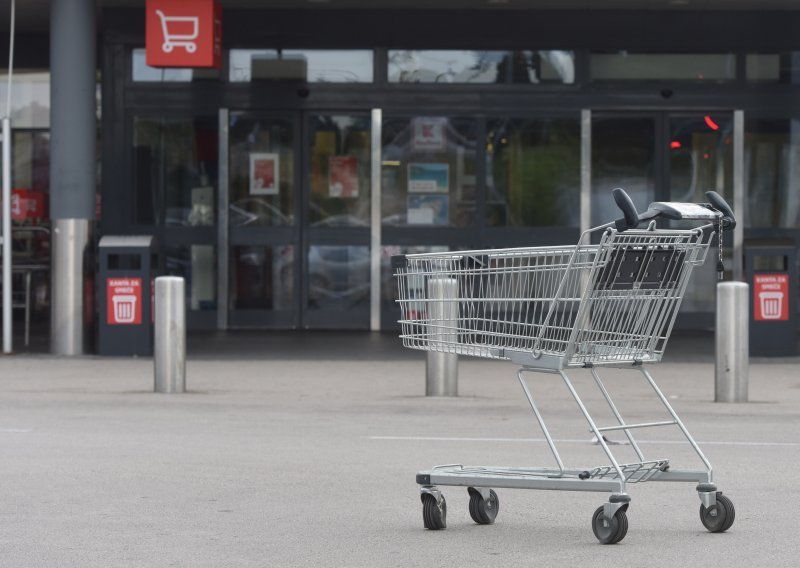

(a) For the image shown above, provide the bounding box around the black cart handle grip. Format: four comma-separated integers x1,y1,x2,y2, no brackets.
612,188,639,231
704,191,736,230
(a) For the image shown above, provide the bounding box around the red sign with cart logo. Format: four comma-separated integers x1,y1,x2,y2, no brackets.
754,273,789,321
107,278,143,325
146,0,222,68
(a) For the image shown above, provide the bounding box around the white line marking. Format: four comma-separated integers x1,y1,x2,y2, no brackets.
368,435,799,447
1,429,31,433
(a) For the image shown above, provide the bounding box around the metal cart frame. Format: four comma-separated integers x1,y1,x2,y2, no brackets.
393,189,737,543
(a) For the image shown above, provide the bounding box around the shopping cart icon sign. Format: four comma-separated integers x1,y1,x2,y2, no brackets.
156,9,199,54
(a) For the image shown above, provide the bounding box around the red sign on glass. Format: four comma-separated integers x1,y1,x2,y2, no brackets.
107,278,143,325
11,188,47,221
753,273,789,321
146,0,222,68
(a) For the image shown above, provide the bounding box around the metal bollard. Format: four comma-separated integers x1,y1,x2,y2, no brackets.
154,276,186,394
715,282,749,402
426,278,458,396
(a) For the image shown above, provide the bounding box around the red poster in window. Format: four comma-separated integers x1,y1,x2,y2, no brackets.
753,273,789,321
107,278,143,325
11,189,47,221
329,156,359,198
146,0,222,68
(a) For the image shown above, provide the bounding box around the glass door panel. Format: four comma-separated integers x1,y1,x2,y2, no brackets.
304,114,372,328
591,115,657,227
667,112,733,314
227,113,300,327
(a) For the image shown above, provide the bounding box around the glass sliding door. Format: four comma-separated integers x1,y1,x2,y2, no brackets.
304,114,372,328
226,112,300,328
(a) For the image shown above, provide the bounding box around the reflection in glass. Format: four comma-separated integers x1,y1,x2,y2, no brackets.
165,245,217,310
229,50,374,83
131,49,218,82
591,117,655,226
668,114,732,203
0,71,50,128
486,118,580,227
309,116,371,227
745,119,800,229
229,115,294,226
388,50,574,84
591,53,735,82
231,245,294,310
12,131,50,192
746,53,800,83
132,116,218,225
668,114,733,312
307,245,370,310
381,117,477,227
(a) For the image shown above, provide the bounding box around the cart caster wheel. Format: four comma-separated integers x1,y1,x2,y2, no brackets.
468,487,499,525
700,492,735,533
422,492,447,530
592,506,628,544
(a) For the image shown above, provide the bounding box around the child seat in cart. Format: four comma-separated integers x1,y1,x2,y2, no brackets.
393,188,737,544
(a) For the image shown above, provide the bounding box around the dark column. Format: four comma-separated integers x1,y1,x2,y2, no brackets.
49,0,96,354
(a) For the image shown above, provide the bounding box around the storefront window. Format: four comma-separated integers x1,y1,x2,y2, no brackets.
308,115,371,227
132,116,218,226
591,53,736,82
381,116,477,227
388,50,574,84
229,50,373,83
0,71,50,128
746,53,800,83
486,118,580,227
745,118,800,229
131,49,219,82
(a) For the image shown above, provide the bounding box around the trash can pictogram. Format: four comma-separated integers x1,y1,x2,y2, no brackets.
758,291,784,320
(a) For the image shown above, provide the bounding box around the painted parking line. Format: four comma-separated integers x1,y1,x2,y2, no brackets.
0,429,32,433
368,435,799,447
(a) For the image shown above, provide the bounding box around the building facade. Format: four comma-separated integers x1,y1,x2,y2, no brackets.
1,1,799,351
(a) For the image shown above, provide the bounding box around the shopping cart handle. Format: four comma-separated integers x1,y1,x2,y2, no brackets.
705,191,737,230
612,188,639,231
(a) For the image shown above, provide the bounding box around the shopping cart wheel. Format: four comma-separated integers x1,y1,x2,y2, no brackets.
422,493,447,530
699,492,735,533
467,487,499,525
591,506,628,544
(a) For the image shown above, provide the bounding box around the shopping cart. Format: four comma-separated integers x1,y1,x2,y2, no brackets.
393,188,737,543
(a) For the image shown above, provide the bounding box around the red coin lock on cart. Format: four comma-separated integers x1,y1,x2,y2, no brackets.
146,0,222,68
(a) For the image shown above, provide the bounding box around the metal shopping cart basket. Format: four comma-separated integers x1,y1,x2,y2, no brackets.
393,188,737,543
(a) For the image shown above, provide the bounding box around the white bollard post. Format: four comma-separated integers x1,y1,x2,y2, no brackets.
715,282,749,402
154,276,186,394
426,278,458,397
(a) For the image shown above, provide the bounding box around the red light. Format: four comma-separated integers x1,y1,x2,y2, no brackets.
670,141,682,149
704,116,719,131
703,153,710,160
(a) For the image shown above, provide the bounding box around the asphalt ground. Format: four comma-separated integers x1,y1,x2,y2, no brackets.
1,334,799,567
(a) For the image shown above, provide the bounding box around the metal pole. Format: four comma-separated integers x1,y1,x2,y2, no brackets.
369,108,382,331
732,110,745,282
2,117,11,353
580,109,592,241
715,281,749,402
154,276,186,394
426,277,458,396
217,108,229,331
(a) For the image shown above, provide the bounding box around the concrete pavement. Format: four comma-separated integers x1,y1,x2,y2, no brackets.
1,335,799,566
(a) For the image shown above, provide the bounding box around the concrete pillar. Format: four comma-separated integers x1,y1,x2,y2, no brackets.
49,0,96,355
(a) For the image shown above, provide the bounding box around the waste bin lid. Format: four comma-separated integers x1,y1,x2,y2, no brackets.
99,235,155,248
